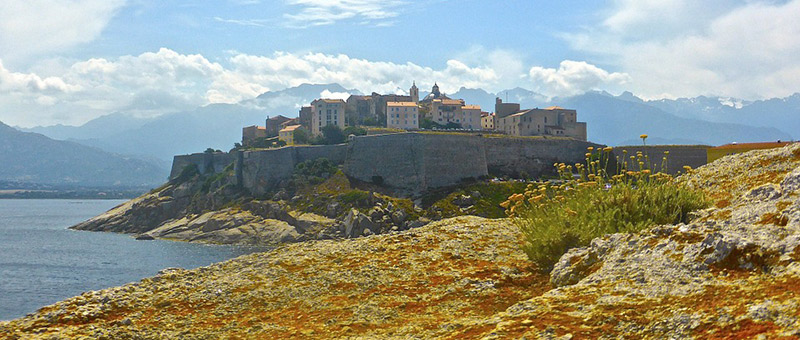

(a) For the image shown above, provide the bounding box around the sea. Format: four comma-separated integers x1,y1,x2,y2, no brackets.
0,199,266,321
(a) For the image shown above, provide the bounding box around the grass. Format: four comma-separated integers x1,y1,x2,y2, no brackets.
507,139,709,271
429,181,529,219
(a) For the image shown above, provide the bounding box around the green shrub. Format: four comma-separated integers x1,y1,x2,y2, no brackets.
507,142,709,271
338,190,370,205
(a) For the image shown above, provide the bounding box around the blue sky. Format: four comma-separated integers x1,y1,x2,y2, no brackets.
1,0,799,126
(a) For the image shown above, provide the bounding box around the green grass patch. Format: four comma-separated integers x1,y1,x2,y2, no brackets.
507,145,709,271
428,181,529,219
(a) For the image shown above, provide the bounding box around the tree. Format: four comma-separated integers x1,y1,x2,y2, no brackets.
320,124,346,145
293,127,310,145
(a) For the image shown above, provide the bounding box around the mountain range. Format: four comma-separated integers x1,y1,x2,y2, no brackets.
0,121,166,187
12,83,798,187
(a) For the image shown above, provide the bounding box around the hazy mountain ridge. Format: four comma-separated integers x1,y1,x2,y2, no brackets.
0,121,166,187
24,84,800,165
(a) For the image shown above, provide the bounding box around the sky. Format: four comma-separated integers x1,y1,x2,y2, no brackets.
1,0,799,127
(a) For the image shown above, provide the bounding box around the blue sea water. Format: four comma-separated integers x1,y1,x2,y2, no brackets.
0,199,265,321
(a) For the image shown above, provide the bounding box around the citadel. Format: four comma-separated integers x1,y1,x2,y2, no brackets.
242,83,587,147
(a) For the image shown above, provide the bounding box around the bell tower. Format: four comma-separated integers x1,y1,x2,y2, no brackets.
410,81,419,103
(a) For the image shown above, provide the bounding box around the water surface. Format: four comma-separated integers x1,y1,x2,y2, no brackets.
0,199,264,320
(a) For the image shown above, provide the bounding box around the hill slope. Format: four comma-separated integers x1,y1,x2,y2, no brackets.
0,121,165,187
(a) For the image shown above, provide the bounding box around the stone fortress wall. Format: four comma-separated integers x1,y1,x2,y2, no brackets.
170,133,617,195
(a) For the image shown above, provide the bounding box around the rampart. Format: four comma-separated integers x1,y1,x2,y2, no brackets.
170,133,602,196
611,145,710,174
169,152,235,179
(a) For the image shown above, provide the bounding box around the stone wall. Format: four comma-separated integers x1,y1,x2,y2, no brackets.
484,136,599,178
170,133,604,196
612,145,710,174
169,152,235,179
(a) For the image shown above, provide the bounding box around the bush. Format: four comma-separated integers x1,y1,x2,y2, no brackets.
506,143,709,271
290,158,339,189
344,126,367,137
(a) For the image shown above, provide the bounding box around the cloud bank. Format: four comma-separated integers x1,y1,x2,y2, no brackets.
0,0,126,63
0,48,626,127
567,0,800,99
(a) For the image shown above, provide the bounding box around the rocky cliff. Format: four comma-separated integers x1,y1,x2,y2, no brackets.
4,143,799,339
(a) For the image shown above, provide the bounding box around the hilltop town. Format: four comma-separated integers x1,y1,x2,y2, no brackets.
242,83,587,147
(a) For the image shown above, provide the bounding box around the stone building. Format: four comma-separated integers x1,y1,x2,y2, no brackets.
481,112,496,130
242,125,267,145
345,95,375,126
386,102,420,130
311,99,346,136
265,115,293,137
428,98,482,129
278,125,304,146
298,106,312,130
496,105,587,141
420,83,450,104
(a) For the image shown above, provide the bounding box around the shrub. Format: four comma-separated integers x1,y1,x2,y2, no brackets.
506,143,709,271
289,158,339,190
338,190,370,205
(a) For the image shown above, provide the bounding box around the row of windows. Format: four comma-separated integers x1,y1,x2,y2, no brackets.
391,113,417,118
389,120,417,125
389,107,416,112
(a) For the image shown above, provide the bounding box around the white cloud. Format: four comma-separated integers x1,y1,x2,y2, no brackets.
283,0,406,27
320,90,350,100
567,0,800,100
0,47,625,127
0,0,126,63
528,60,631,98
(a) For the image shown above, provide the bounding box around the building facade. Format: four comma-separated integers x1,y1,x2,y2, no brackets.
265,115,293,137
278,125,303,145
298,106,312,130
496,106,587,140
311,99,346,136
242,125,267,145
481,112,496,130
428,99,482,129
386,102,419,130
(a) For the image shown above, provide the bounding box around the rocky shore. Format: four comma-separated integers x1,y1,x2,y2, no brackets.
2,143,799,339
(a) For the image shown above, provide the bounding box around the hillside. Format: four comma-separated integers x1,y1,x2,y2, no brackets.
2,143,799,338
0,121,165,187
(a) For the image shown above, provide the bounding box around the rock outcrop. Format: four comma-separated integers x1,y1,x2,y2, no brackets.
4,143,799,339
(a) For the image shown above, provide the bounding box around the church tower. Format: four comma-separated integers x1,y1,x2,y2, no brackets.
410,81,419,103
432,82,440,98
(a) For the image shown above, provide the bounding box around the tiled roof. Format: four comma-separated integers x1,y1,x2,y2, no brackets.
279,125,303,132
386,102,419,107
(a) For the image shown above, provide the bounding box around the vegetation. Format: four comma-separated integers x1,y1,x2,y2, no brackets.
427,181,529,219
312,125,347,145
293,127,311,145
343,126,368,137
289,158,339,191
506,137,709,271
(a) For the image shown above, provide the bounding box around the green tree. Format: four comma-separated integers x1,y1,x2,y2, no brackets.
293,127,310,145
320,124,346,145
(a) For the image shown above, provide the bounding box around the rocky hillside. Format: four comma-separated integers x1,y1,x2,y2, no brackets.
3,144,800,339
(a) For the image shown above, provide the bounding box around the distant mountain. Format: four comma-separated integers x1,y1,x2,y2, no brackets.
562,92,792,146
22,112,153,141
0,121,165,187
641,93,799,140
72,104,269,162
451,87,497,112
26,83,798,165
246,83,361,116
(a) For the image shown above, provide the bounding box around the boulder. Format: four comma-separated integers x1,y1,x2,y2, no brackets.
343,209,377,238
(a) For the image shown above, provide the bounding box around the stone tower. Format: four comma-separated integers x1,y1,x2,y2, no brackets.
410,81,419,103
432,82,440,97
